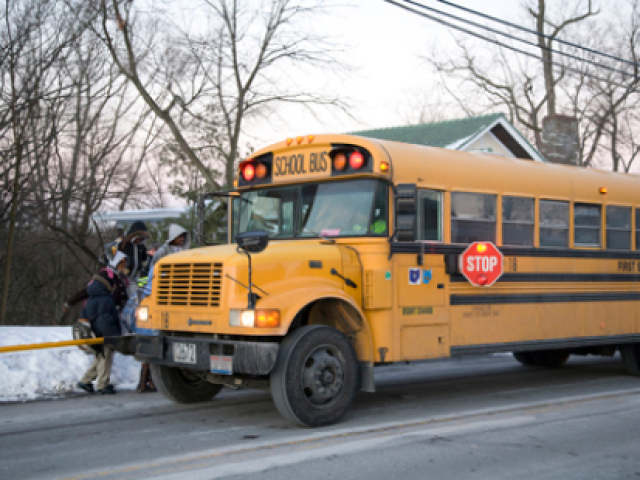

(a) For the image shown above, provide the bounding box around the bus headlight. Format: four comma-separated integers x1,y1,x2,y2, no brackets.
136,306,149,323
229,309,280,328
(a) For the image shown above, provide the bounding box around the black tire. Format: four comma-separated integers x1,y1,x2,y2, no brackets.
620,344,640,376
530,350,570,368
150,364,222,403
513,351,537,366
270,325,359,428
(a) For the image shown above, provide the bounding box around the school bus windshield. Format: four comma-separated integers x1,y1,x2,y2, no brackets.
233,179,388,239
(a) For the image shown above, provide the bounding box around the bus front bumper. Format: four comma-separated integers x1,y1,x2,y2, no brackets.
133,335,279,376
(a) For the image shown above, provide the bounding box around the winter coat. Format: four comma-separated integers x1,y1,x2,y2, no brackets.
66,253,129,311
151,224,190,268
118,221,150,280
79,276,121,338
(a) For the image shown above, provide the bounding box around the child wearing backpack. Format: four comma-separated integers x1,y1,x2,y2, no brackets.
76,252,128,395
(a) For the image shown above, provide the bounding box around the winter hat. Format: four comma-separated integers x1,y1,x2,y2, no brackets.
127,221,149,236
109,251,128,270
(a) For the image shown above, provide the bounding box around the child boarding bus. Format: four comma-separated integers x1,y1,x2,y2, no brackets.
134,134,640,427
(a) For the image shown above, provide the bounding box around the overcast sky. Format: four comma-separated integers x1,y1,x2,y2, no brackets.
249,0,525,147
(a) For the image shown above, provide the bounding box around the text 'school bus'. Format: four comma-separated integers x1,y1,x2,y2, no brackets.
134,134,640,427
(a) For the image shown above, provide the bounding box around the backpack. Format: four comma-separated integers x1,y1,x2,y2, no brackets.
72,321,99,355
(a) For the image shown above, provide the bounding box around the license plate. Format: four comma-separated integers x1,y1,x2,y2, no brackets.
173,342,197,364
210,355,233,375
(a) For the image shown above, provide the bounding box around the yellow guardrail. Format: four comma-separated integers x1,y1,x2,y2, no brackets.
0,338,104,353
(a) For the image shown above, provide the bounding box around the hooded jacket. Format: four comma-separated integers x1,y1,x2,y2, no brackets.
66,252,129,311
151,224,190,268
118,221,150,279
79,275,121,338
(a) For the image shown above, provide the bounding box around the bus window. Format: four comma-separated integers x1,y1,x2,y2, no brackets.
451,192,496,244
417,189,442,241
235,187,298,238
539,200,569,248
300,179,381,237
636,208,640,250
575,203,601,247
606,206,631,250
370,181,389,235
502,196,534,246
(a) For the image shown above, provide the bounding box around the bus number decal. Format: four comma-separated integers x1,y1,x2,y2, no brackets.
618,261,639,272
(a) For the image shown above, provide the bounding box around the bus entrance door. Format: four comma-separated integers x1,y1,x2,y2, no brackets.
393,252,449,362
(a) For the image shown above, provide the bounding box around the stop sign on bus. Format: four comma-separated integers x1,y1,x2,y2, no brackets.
459,242,504,287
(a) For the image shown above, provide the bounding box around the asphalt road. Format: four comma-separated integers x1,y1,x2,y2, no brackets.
1,354,640,480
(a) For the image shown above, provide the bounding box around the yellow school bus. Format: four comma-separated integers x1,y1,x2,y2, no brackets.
134,134,640,427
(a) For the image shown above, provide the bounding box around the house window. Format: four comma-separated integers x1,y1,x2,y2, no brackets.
574,203,601,247
451,192,496,243
502,196,534,246
606,206,631,250
539,200,569,248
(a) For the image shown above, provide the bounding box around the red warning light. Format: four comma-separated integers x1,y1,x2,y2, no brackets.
243,163,255,182
349,151,365,170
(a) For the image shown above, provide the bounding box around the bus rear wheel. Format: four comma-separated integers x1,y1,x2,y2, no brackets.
529,350,570,368
513,351,537,366
270,325,359,428
620,344,640,376
150,364,222,403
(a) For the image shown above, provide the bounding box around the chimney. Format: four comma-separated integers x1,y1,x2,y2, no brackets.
539,115,580,165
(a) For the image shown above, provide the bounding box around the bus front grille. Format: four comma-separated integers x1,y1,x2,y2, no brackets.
156,262,223,307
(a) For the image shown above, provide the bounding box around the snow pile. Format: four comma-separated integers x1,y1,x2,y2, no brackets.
0,327,140,402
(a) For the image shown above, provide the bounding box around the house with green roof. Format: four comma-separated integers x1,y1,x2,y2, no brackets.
351,113,546,162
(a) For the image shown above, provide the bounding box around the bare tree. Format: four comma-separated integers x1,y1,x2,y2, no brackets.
192,0,348,187
90,0,218,188
421,0,640,171
90,0,347,191
0,0,85,324
1,1,161,325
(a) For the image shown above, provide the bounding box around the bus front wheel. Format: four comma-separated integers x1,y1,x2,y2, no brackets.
270,325,359,427
150,364,222,403
620,344,640,376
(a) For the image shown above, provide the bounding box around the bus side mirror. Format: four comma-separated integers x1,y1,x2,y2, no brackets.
395,184,417,242
236,231,269,254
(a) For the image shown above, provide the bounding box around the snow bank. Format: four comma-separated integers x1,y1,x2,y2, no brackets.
0,327,140,402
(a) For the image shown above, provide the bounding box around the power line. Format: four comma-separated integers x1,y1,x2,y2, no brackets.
399,0,637,78
434,0,640,70
385,0,637,88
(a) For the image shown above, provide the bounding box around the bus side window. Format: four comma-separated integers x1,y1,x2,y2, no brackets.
502,196,534,246
574,203,601,247
636,208,640,250
606,206,631,250
539,200,569,248
417,189,442,241
451,192,496,244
